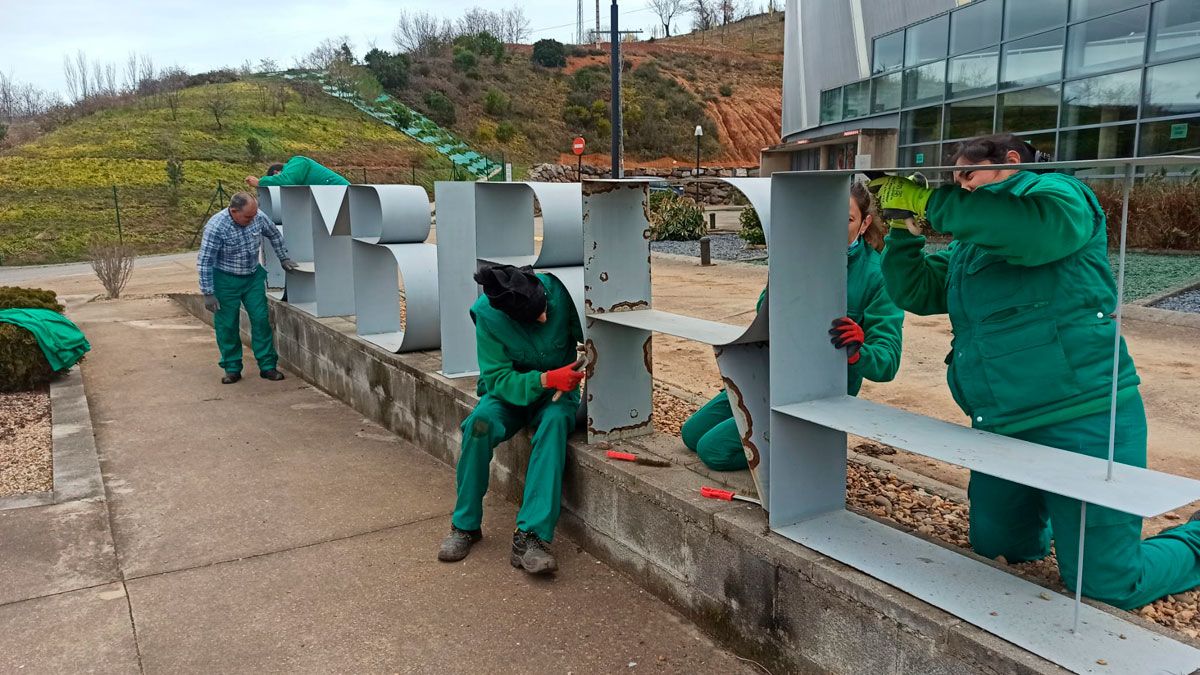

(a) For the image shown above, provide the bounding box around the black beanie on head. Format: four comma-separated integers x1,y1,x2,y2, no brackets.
474,264,547,323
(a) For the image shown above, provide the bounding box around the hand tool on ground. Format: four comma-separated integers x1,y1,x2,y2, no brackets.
700,485,761,505
550,347,589,402
606,450,672,467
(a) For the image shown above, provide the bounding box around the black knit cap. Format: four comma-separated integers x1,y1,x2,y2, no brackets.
474,264,546,323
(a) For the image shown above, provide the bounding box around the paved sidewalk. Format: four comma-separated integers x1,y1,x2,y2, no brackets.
0,297,755,673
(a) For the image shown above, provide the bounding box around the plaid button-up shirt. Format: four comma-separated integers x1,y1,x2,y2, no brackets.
197,208,289,295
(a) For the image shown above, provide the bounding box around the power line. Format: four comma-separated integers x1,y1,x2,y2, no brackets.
528,3,654,37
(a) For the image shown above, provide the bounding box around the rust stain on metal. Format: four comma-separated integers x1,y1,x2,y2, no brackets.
599,271,609,282
584,339,598,379
588,418,653,436
642,335,652,374
722,375,760,470
584,181,625,196
642,228,651,240
602,300,648,313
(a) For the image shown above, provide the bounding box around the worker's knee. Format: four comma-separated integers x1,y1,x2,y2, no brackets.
695,434,747,471
680,413,706,453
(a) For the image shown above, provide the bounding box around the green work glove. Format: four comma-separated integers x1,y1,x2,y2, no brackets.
868,175,934,224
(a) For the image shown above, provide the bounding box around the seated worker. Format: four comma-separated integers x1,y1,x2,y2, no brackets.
681,183,905,470
437,264,584,576
874,132,1200,609
244,156,350,187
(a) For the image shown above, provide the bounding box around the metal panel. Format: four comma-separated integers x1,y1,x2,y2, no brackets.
348,185,431,244
541,266,586,334
279,186,313,262
261,225,286,289
307,186,354,318
720,178,774,243
527,182,584,268
776,395,1200,518
584,319,652,441
257,186,282,224
715,342,771,504
351,241,440,353
434,182,481,378
476,183,536,265
777,510,1200,675
591,309,748,345
257,186,286,287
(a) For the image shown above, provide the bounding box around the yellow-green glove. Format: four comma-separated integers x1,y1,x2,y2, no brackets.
868,175,934,223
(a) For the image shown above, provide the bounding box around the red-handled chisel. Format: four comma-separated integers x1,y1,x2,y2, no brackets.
700,486,761,505
606,450,672,467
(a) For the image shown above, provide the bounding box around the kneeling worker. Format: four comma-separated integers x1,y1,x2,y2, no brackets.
245,155,349,188
438,264,584,575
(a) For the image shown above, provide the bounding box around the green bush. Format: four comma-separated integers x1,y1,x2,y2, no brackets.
738,207,765,245
363,48,410,90
531,39,567,68
483,88,511,116
246,136,264,162
719,84,734,97
495,121,516,143
453,49,478,72
0,286,65,393
423,90,457,126
649,193,706,242
389,104,414,129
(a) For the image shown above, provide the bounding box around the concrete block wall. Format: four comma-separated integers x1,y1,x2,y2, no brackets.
174,294,1070,674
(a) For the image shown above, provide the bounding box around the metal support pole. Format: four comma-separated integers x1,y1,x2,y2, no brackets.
709,212,716,230
1106,164,1134,481
609,0,622,179
112,185,123,245
412,166,416,185
362,167,367,184
578,154,583,182
1072,502,1087,633
699,236,712,266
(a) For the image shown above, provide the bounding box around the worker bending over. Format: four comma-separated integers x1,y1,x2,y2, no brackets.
874,133,1200,609
682,182,904,470
245,156,349,188
438,265,584,575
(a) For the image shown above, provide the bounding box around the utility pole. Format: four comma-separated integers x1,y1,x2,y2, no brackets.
595,0,601,47
577,0,584,44
605,1,642,179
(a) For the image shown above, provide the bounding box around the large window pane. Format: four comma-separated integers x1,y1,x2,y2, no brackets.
901,143,940,168
1005,0,1068,40
873,31,905,74
998,85,1060,133
905,14,949,67
1139,115,1200,155
951,0,1002,55
1070,0,1144,22
1059,124,1136,160
1017,131,1057,159
820,88,843,124
871,72,902,113
902,106,943,144
1150,0,1200,62
843,80,870,119
944,95,997,140
1063,69,1141,127
903,60,946,107
1144,57,1200,118
1001,29,1065,88
948,46,999,98
1066,7,1150,78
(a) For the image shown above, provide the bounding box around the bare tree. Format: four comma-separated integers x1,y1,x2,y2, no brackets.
125,52,139,93
62,50,90,102
393,9,453,56
690,0,717,31
300,36,353,70
649,0,685,37
719,0,738,25
160,67,187,121
257,57,279,73
139,54,156,88
501,4,531,43
89,241,135,299
205,90,233,130
459,6,504,37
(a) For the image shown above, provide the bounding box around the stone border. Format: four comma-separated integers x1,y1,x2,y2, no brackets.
174,293,1199,672
0,368,105,511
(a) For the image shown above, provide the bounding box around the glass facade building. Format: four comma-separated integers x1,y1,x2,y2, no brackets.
814,0,1200,168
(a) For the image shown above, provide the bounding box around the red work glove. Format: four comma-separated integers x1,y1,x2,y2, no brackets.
543,362,585,392
829,316,864,365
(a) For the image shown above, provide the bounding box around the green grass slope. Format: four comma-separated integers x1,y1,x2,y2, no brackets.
0,81,443,265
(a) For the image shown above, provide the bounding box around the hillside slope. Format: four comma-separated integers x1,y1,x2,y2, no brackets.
0,81,441,265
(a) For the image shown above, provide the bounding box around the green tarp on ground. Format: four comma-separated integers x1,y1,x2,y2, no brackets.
0,308,91,371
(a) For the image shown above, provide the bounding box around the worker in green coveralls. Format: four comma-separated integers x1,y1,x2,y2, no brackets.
873,132,1200,609
681,182,905,471
244,156,350,188
437,264,584,575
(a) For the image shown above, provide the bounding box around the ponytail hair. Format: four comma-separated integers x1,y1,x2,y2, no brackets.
850,181,885,252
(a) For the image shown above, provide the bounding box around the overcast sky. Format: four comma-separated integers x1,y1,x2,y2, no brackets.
0,1,664,96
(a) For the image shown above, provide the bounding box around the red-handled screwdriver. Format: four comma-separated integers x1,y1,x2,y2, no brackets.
605,450,672,467
700,486,761,505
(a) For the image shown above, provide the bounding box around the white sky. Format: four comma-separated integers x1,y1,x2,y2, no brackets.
0,0,664,96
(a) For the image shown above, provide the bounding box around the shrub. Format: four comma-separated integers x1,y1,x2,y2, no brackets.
649,193,706,241
1093,176,1200,251
416,63,432,77
495,121,516,143
89,242,135,299
739,206,766,245
390,104,414,129
423,90,457,126
719,83,734,97
531,39,567,68
483,88,511,116
453,48,478,72
246,136,264,162
0,286,65,393
363,48,410,90
0,123,7,143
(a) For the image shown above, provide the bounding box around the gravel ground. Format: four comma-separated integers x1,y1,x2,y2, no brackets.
0,387,52,498
650,392,1200,640
1153,287,1200,314
650,234,765,261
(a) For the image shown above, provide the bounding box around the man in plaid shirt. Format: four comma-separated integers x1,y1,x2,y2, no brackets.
197,192,299,384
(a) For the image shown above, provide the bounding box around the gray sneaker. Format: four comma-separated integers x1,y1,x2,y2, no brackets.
437,526,481,562
510,530,558,575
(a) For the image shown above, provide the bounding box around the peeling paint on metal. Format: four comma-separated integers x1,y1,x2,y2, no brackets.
642,335,653,374
723,375,760,470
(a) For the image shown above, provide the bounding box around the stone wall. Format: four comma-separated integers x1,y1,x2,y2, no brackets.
529,163,758,205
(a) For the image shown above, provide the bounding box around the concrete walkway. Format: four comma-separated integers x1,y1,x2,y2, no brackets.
0,297,755,673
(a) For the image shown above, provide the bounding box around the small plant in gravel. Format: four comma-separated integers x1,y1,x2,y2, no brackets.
0,286,64,393
649,192,706,242
719,83,734,97
738,206,765,245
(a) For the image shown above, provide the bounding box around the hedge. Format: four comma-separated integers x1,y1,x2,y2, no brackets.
0,286,65,393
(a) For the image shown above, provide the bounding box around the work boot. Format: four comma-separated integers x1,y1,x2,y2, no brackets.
510,530,557,575
260,369,285,381
221,372,242,384
437,526,482,562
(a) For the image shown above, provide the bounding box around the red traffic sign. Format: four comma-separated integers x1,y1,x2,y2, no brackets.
572,137,586,156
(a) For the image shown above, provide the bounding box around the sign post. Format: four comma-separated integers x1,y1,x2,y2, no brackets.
573,136,586,182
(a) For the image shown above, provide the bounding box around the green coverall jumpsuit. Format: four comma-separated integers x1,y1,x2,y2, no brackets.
682,241,905,471
881,170,1200,609
451,274,582,543
256,156,350,186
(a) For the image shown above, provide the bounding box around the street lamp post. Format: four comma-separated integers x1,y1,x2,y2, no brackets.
694,125,703,201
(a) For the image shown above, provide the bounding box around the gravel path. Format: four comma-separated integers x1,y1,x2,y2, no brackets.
651,392,1200,640
651,234,765,261
1153,287,1200,314
0,388,52,498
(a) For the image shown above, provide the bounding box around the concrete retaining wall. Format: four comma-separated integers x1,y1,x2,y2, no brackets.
174,294,1066,674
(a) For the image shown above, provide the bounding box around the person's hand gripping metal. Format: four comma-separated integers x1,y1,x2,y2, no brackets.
866,172,932,236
